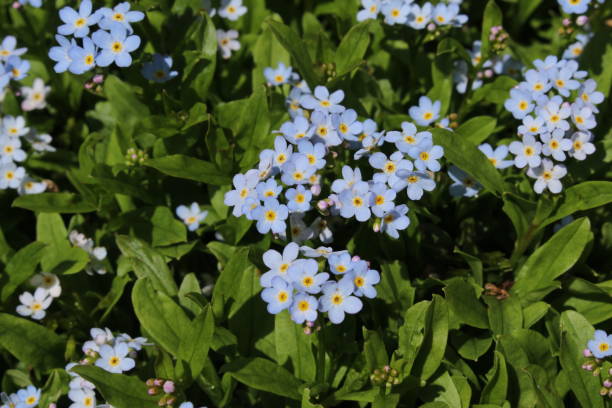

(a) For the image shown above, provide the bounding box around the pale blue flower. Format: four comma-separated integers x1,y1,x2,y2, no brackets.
521,69,551,95
541,130,572,161
537,96,571,132
264,62,293,86
339,181,371,221
58,0,100,38
478,143,514,169
141,54,178,83
68,36,97,74
558,0,590,14
309,111,342,147
448,165,482,197
1,115,29,137
408,140,444,172
0,137,26,163
319,280,363,324
224,169,259,216
578,79,604,112
327,251,353,276
331,166,363,194
509,135,542,168
504,88,533,120
332,109,362,142
98,2,145,33
48,35,75,73
95,343,135,373
280,154,315,186
285,185,312,213
5,56,30,80
256,178,282,200
286,87,306,118
551,66,580,97
380,204,410,238
357,0,381,22
290,293,318,324
19,0,43,7
392,170,436,200
518,115,545,136
260,242,299,287
297,140,326,170
218,0,248,21
0,36,26,62
587,329,612,359
288,259,329,294
261,276,293,314
571,104,596,131
280,116,313,144
527,159,566,194
252,198,288,234
340,261,380,298
241,197,261,221
15,385,40,408
407,3,432,29
369,183,396,218
409,96,440,126
569,131,595,160
92,26,141,67
369,151,412,186
385,122,432,153
176,202,208,231
382,0,410,25
300,86,345,114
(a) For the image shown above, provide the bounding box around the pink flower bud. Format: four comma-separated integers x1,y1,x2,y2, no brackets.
562,18,571,26
48,404,57,408
317,200,328,210
351,255,361,262
92,74,105,84
484,69,494,78
306,321,315,328
383,365,391,373
310,184,321,196
583,364,593,371
427,23,436,31
147,388,159,396
166,397,176,405
583,348,592,357
163,381,175,394
303,327,312,335
12,2,21,8
609,368,612,376
372,223,380,233
84,82,94,90
153,379,164,387
577,16,588,26
476,71,484,79
603,379,612,388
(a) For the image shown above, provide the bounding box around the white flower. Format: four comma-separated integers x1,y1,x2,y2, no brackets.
95,343,136,374
1,115,29,138
30,272,62,297
68,387,96,408
18,177,47,195
264,62,293,86
357,0,380,22
26,132,56,152
218,0,247,21
0,137,27,163
569,131,595,160
216,29,240,59
176,202,208,231
527,159,567,194
0,163,26,189
16,288,53,320
509,135,542,168
20,78,51,111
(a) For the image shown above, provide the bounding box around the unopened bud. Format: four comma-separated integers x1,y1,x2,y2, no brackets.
310,183,321,196
147,388,159,396
303,327,312,335
166,397,176,405
372,222,380,233
427,23,436,31
582,363,593,371
153,379,164,387
351,255,361,262
577,16,588,26
383,365,391,373
562,18,571,27
93,74,105,84
484,69,494,78
163,381,175,394
593,368,601,376
317,200,328,210
390,368,399,377
603,379,612,388
12,2,21,8
600,388,608,396
583,348,592,357
306,321,315,328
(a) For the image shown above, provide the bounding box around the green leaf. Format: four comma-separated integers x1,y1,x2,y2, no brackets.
183,14,217,99
502,193,536,239
334,20,371,77
515,0,543,28
398,301,430,374
151,206,187,247
267,19,321,87
145,155,231,186
480,351,508,405
423,371,462,408
512,217,592,304
444,278,489,329
104,75,149,120
431,128,507,195
222,357,304,400
275,312,316,382
559,311,604,408
455,116,497,145
12,193,97,213
484,295,523,335
411,295,449,381
363,329,388,372
558,278,612,324
0,313,64,370
480,0,503,59
377,261,414,311
252,23,291,86
1,241,46,301
116,235,178,296
177,305,215,379
72,365,158,408
539,181,612,230
451,332,492,361
522,301,550,328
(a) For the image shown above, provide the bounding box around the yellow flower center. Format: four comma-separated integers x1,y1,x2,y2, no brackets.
529,126,538,132
298,300,310,311
572,47,583,56
302,276,313,287
227,5,236,13
489,158,497,166
369,5,377,12
276,153,287,164
332,294,343,305
555,79,565,88
542,171,553,181
274,75,284,83
112,42,123,53
31,302,42,311
85,54,94,65
436,15,445,23
404,135,415,144
113,12,125,21
25,397,37,405
277,291,288,302
419,151,430,161
550,140,559,149
317,126,328,137
375,195,385,205
423,112,433,120
84,396,94,407
295,132,306,139
239,188,249,198
109,356,120,367
75,17,87,27
581,93,589,102
533,83,543,91
306,154,316,165
524,146,534,156
518,101,528,111
391,8,400,17
599,342,609,352
354,277,365,287
265,210,277,221
384,162,396,173
293,171,304,181
416,16,424,23
4,146,13,153
0,50,9,56
11,68,20,77
336,265,347,273
573,140,583,150
186,216,197,224
295,193,305,203
320,100,331,108
575,116,584,124
264,190,275,197
5,171,14,180
339,123,348,133
352,197,363,207
407,175,418,183
550,114,560,123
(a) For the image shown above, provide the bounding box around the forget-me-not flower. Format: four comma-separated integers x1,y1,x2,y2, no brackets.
142,54,178,83
58,0,100,38
92,26,141,67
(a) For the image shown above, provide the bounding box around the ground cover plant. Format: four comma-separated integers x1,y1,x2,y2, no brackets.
0,0,611,406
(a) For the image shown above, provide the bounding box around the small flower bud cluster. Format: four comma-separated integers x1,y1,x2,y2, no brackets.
488,26,509,54
69,230,108,275
504,56,603,194
356,0,468,30
370,365,400,387
125,147,149,166
146,379,177,407
259,243,380,325
582,329,612,397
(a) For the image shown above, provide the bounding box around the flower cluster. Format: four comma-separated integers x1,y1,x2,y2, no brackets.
145,379,206,408
370,365,401,387
259,243,380,325
0,385,41,408
225,68,446,240
69,230,108,275
453,40,522,94
0,36,30,91
16,273,61,320
0,115,53,195
356,0,467,30
48,0,144,74
209,0,248,60
504,56,602,194
175,202,209,231
582,329,612,398
557,0,605,15
67,328,148,407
